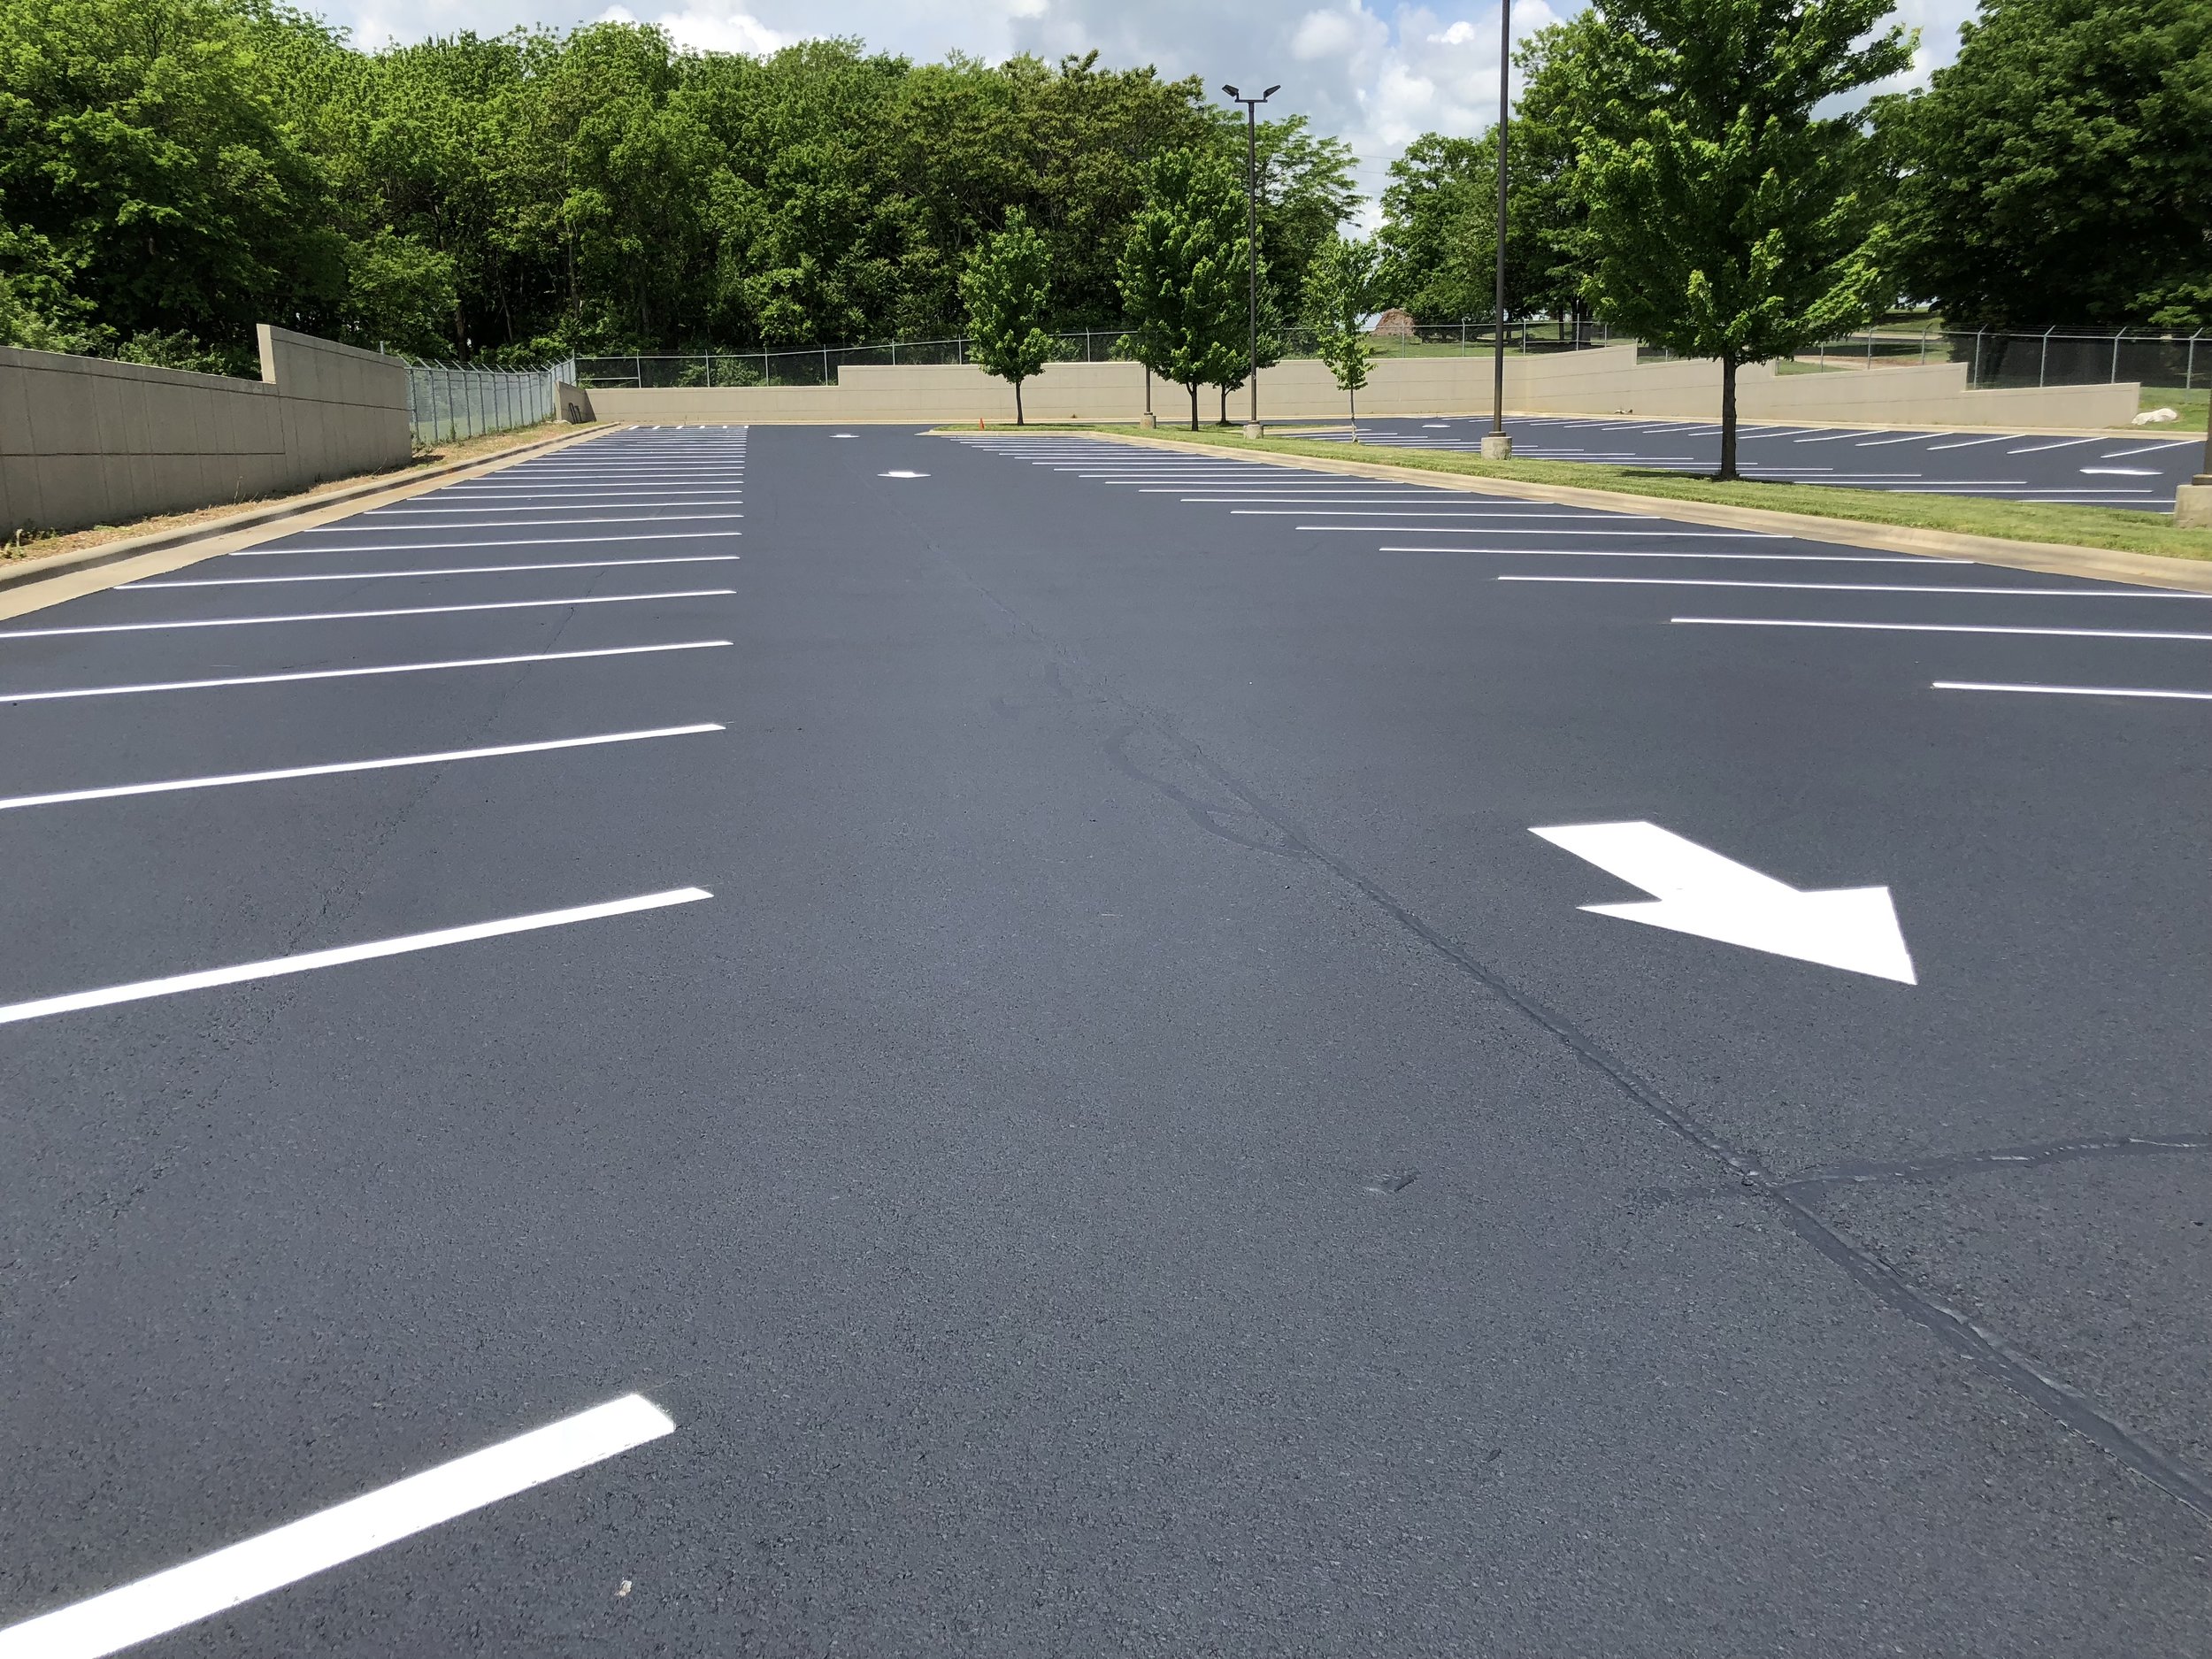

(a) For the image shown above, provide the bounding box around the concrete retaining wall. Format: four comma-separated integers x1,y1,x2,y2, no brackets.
592,345,2139,431
1,326,411,537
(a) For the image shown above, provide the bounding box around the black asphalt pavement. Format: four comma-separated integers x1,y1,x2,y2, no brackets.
2,425,2207,1656
1299,412,2203,508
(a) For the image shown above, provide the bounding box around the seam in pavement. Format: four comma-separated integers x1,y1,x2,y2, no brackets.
1780,1132,2212,1194
944,550,2212,1526
1071,429,2212,595
0,423,627,621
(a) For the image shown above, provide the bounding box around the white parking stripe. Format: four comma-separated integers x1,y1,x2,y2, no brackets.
2007,437,2103,454
302,514,743,534
1673,618,2212,641
0,640,731,704
0,725,724,811
1500,576,2192,596
1924,434,2021,450
1932,681,2212,701
1300,526,1781,537
0,1394,674,1659
232,532,743,557
124,557,741,588
0,590,736,639
366,500,745,514
0,891,710,1026
1379,546,1962,562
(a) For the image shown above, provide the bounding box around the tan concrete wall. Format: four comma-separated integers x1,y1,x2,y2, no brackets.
1,326,410,537
589,343,2138,431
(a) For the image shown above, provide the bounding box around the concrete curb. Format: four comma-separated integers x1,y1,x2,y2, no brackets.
0,424,625,622
1079,430,2212,595
0,423,615,597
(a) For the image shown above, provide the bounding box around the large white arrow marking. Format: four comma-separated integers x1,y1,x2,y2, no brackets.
1531,821,1916,984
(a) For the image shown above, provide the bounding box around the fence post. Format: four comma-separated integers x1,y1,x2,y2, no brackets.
2039,326,2052,388
822,346,830,384
2190,329,2201,392
2111,328,2122,384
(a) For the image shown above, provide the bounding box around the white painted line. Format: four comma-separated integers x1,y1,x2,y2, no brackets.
0,725,725,812
1499,576,2192,596
1672,618,2212,641
234,532,742,556
0,889,712,1026
1791,431,1885,443
878,471,929,478
1376,546,1963,563
366,499,746,513
2007,437,2102,454
0,641,730,705
1853,433,1940,447
1299,526,1781,538
1932,680,2212,701
2080,467,2162,476
126,556,741,588
0,590,736,639
2099,442,2197,457
1230,509,1662,520
0,1394,675,1659
1923,434,2020,450
303,514,743,534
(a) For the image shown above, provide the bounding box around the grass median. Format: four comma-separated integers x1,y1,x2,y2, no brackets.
981,423,2212,563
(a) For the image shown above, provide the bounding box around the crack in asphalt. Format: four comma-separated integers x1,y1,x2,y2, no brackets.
940,539,2212,1528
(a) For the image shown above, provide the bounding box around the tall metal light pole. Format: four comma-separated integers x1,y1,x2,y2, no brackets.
1480,0,1515,460
1224,83,1279,437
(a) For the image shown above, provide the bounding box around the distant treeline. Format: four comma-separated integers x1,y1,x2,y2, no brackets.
1,0,2200,379
0,0,1354,372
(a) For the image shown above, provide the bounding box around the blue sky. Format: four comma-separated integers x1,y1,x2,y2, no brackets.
325,0,1977,216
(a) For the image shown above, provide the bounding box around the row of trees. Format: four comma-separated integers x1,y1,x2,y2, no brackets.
0,0,1355,373
1379,0,2209,334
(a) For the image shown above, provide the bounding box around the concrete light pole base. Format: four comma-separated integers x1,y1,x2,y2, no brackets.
1243,422,1264,439
1141,412,1157,429
1481,433,1514,460
2176,482,2212,527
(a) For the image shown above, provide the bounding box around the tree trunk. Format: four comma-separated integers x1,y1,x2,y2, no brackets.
1188,383,1199,431
1348,386,1357,442
1015,378,1025,426
1717,354,1740,481
1218,385,1228,426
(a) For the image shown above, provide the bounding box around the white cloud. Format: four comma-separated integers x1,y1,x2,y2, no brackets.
597,1,789,53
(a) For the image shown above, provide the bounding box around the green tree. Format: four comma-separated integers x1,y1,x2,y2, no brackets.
1556,0,1910,479
1377,33,1591,326
1303,234,1382,436
1876,0,2212,328
1117,148,1249,430
961,207,1055,423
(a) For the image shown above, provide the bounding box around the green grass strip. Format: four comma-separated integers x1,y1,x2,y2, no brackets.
996,424,2212,563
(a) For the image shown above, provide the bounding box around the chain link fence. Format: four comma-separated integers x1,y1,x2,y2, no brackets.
1778,327,2208,395
404,358,577,444
576,324,2203,403
576,321,1622,391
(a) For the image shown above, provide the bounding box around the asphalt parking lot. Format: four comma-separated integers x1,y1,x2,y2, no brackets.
1297,412,2203,507
2,424,2205,1656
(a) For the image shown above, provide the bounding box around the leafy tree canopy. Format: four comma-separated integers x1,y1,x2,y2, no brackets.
1876,0,2212,328
961,205,1055,422
0,3,1351,371
1547,0,1910,477
1116,146,1252,429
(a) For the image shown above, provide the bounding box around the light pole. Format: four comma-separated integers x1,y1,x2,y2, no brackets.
1223,82,1279,437
1480,0,1514,460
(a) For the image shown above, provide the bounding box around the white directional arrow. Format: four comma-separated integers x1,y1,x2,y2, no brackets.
1530,821,1916,984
